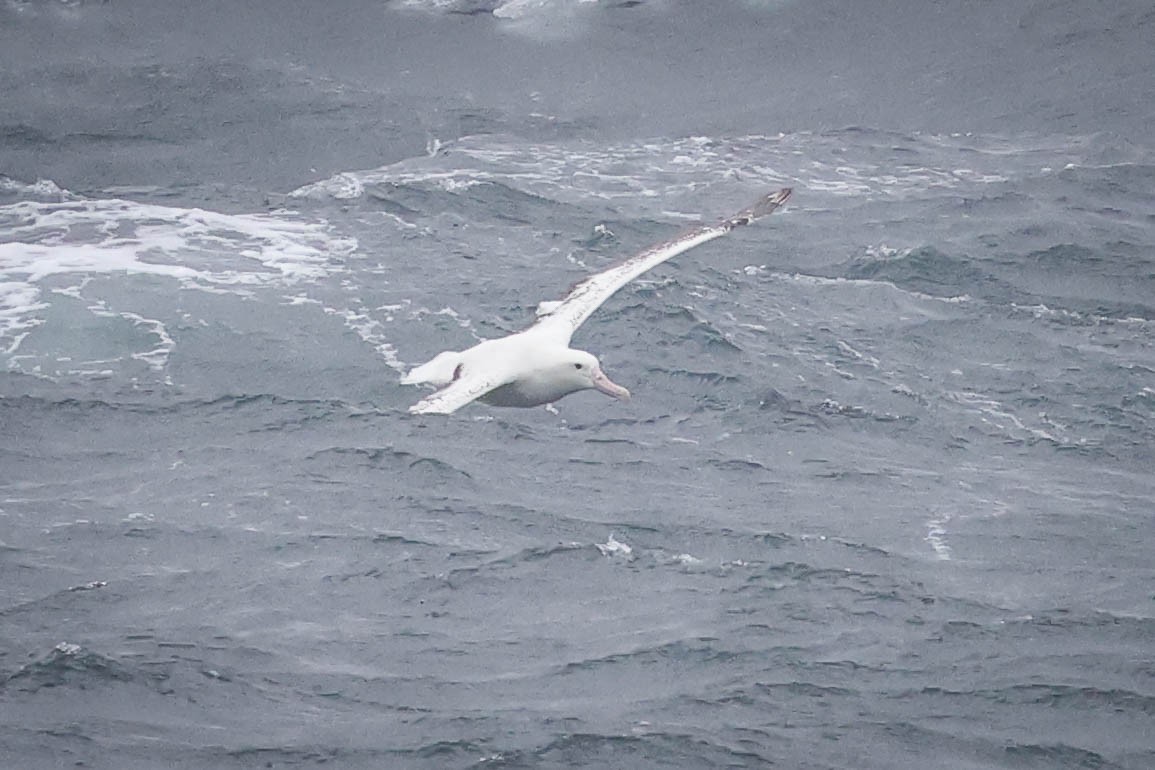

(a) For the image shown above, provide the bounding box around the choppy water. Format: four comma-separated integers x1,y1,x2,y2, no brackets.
2,1,1153,769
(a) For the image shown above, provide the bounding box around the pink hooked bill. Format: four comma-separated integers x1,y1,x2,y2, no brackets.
592,365,630,401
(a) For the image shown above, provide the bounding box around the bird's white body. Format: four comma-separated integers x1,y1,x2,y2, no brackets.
401,331,628,410
403,188,792,414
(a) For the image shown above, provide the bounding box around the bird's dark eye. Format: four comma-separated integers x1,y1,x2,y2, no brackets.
574,363,584,370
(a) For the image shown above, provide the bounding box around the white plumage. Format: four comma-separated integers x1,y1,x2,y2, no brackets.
403,188,792,414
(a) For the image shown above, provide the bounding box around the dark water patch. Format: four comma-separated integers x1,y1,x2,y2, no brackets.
364,176,568,231
0,393,161,417
644,365,740,386
59,130,176,147
1003,742,1116,769
993,243,1155,317
361,183,425,220
215,743,461,770
224,745,344,766
796,658,891,680
1025,243,1107,271
1,392,353,429
308,445,474,482
567,455,651,472
958,188,1036,213
480,541,593,569
531,730,768,769
190,393,351,417
755,680,858,699
562,415,664,432
742,561,861,588
750,530,795,548
582,436,642,447
361,180,467,221
1057,162,1155,207
1003,610,1155,640
0,578,112,621
2,643,149,694
749,388,831,429
599,303,744,356
463,179,567,227
858,720,1127,770
0,123,54,146
834,246,1014,302
238,400,347,433
371,531,450,549
920,684,1155,716
430,102,506,134
423,541,602,589
737,559,939,612
804,458,898,481
705,457,772,473
0,726,97,770
413,738,489,760
306,524,497,583
827,537,897,559
555,637,749,673
929,619,993,642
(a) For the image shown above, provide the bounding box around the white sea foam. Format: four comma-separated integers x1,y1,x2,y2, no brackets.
775,272,971,306
947,389,1064,445
289,173,365,201
925,512,953,560
80,296,176,381
318,304,406,373
835,339,880,368
492,0,597,20
596,533,632,557
0,193,357,374
0,177,73,201
0,282,47,355
1,198,354,285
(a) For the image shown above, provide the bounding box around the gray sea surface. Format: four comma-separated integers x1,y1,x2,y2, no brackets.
2,1,1154,768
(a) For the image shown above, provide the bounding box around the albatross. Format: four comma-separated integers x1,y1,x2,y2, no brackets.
403,188,792,414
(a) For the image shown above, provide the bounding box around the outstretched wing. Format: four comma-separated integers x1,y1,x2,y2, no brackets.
532,188,792,344
408,364,516,414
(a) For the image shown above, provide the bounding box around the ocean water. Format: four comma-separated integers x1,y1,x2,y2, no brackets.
2,1,1153,768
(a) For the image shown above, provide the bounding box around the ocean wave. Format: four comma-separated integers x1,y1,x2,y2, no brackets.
0,175,72,203
836,245,1009,301
0,196,352,285
395,0,627,43
920,683,1155,715
1,642,145,693
761,269,973,308
0,187,357,379
1002,742,1115,769
309,445,473,478
524,729,770,768
754,680,858,699
0,187,355,376
556,638,750,675
289,130,1059,218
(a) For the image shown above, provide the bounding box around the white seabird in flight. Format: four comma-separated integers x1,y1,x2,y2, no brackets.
403,188,792,414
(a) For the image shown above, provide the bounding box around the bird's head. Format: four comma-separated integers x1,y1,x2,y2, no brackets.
548,349,631,402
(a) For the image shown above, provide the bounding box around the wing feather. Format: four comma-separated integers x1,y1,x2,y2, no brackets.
408,368,515,415
532,188,791,344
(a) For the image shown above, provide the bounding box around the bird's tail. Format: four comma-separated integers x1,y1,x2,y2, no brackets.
401,350,463,386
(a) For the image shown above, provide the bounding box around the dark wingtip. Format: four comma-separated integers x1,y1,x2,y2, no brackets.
726,187,793,228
